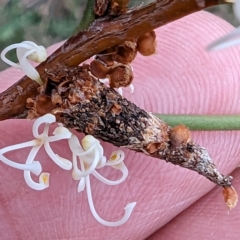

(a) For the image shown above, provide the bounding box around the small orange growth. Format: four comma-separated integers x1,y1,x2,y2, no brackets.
96,54,115,67
223,186,238,210
146,142,162,154
108,65,133,88
137,31,156,56
90,60,110,79
115,40,137,64
169,124,191,147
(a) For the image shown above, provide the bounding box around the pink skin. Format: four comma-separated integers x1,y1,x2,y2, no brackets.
0,11,240,240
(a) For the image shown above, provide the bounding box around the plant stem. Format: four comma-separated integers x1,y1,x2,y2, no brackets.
74,0,95,33
0,0,226,121
155,114,240,130
45,66,232,188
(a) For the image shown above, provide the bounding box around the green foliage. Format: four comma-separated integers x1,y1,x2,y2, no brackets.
0,0,86,70
0,0,42,69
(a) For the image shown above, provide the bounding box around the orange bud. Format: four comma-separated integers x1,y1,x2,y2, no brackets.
146,142,162,154
108,65,133,88
114,40,137,64
222,186,238,210
95,54,115,67
90,60,110,79
137,31,157,56
169,124,191,147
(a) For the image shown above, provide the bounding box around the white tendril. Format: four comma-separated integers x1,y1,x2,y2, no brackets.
68,134,135,226
0,114,72,190
0,113,135,226
1,41,47,85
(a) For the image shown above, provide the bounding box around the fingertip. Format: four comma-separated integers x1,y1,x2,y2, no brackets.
124,11,240,116
147,168,240,240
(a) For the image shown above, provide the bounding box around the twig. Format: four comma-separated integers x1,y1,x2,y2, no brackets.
27,66,233,188
0,0,224,121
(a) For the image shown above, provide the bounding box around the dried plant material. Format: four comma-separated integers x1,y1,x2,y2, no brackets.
51,90,63,106
114,40,138,64
95,54,115,67
68,89,84,104
57,80,72,95
92,41,136,92
94,0,129,17
45,70,66,83
223,186,238,210
111,103,122,115
109,0,129,16
27,66,233,189
108,65,133,88
90,60,110,79
137,31,157,56
96,40,137,65
169,124,191,147
26,98,38,119
94,0,109,16
36,95,55,115
146,142,162,154
26,98,35,109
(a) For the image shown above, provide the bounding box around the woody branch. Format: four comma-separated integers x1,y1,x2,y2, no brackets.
0,0,223,120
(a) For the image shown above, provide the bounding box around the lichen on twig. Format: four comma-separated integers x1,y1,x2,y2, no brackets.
25,65,233,189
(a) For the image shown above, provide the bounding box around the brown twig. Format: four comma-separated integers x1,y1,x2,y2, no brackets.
0,0,223,121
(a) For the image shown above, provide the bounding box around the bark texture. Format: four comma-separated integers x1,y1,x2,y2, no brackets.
0,0,223,121
27,66,233,188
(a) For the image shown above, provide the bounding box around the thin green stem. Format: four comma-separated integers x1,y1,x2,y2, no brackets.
155,114,240,131
74,0,95,33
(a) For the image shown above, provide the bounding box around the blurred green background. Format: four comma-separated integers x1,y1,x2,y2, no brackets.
0,0,237,70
